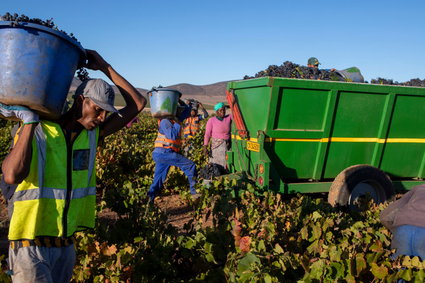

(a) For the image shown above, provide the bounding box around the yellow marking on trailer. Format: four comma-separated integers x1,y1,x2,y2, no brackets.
232,135,425,144
328,137,382,143
386,138,425,143
272,138,323,142
246,141,260,152
231,135,258,142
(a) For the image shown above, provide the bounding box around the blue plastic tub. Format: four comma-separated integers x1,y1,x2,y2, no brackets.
0,21,86,119
148,88,181,118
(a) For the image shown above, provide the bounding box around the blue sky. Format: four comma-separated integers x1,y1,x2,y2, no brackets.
2,0,425,89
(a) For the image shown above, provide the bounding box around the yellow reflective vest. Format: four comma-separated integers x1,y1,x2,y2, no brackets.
8,121,99,240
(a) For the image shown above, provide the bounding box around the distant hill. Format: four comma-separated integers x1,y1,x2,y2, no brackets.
70,78,229,108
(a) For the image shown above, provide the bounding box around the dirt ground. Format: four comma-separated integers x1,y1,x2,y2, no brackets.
154,194,213,231
98,194,213,233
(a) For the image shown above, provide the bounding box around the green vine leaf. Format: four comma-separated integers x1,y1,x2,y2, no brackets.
370,262,388,279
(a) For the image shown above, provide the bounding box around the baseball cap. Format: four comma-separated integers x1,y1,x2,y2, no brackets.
308,57,320,66
75,79,122,117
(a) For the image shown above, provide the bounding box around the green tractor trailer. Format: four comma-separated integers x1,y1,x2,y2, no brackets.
225,77,425,208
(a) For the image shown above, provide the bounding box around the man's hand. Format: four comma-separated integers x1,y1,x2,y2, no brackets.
178,99,187,106
0,103,39,124
85,49,109,72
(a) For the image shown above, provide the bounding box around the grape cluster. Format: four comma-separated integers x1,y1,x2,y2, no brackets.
244,61,342,81
199,163,227,179
1,12,55,28
76,68,90,82
370,77,425,87
404,78,425,87
1,12,89,81
370,78,400,85
245,59,425,87
1,12,78,41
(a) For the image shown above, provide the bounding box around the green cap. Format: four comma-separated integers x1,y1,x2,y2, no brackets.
308,57,320,66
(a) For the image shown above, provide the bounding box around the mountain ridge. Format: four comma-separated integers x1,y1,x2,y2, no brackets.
70,78,229,107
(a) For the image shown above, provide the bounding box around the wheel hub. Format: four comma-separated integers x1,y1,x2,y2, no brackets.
349,181,382,209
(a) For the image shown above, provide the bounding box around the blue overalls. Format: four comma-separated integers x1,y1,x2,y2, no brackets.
148,117,197,202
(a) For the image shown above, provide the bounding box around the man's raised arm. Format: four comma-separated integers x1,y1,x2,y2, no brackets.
85,50,147,138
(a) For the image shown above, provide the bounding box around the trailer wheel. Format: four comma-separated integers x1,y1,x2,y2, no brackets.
328,165,394,210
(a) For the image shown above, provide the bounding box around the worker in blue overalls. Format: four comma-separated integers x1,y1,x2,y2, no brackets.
147,96,199,203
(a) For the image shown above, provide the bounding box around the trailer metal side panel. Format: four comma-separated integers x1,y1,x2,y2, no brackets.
227,77,425,193
380,94,425,178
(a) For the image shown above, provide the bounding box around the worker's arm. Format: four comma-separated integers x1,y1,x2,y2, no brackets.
2,124,36,184
203,118,213,146
199,102,208,119
85,50,147,138
0,104,39,184
203,118,213,156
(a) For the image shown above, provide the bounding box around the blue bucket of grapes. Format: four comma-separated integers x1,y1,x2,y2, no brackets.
0,21,86,119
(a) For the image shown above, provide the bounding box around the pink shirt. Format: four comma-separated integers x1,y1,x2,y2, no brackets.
204,115,233,145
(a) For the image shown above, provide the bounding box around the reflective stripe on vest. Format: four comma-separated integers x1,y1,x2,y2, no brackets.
12,186,97,201
8,121,98,240
155,133,182,152
183,116,200,136
154,120,182,152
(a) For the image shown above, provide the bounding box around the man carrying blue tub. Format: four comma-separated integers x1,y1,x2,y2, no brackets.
0,50,146,283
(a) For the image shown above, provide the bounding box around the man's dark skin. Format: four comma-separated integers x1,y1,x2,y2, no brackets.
2,49,147,184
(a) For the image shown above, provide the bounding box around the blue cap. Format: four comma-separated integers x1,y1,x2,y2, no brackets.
214,102,225,111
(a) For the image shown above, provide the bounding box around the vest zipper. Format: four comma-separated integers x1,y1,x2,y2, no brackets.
62,130,73,238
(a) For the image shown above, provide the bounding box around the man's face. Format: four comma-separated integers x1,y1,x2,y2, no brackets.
190,109,197,117
77,97,108,130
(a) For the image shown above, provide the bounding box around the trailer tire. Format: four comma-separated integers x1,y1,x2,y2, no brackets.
328,164,394,210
